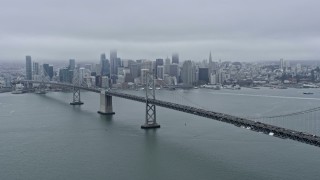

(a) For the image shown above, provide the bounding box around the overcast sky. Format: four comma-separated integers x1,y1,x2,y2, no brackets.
1,0,320,62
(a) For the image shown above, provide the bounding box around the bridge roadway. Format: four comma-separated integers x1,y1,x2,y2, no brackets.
22,80,320,147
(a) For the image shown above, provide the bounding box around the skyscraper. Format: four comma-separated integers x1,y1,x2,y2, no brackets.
156,58,164,66
84,64,92,71
32,62,39,76
169,64,179,79
129,62,141,79
48,65,54,80
157,66,164,80
100,53,110,77
110,50,118,83
141,69,149,85
280,58,285,71
43,64,50,77
155,58,164,78
69,59,75,70
164,56,171,75
182,60,195,85
208,51,214,74
172,53,179,64
198,68,209,84
165,57,171,65
110,50,117,75
26,56,32,80
59,68,68,82
100,53,106,61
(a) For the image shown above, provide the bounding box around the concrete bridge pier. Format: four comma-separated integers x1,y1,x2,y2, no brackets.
98,90,115,115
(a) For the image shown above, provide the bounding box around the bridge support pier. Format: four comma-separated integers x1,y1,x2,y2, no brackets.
97,90,115,115
70,87,84,105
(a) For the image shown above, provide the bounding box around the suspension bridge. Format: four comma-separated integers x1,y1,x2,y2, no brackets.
16,69,320,148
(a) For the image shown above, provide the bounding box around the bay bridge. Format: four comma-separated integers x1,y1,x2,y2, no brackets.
18,72,320,148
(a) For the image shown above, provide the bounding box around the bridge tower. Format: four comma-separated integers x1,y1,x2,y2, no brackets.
36,80,46,94
97,90,115,115
35,68,48,94
141,71,160,129
70,68,84,105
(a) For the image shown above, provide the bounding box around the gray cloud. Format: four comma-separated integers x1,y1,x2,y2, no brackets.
1,0,320,62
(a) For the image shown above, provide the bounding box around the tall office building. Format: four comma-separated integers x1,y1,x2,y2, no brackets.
110,50,117,75
164,57,171,75
59,68,68,82
84,64,92,71
129,62,141,79
157,66,164,80
296,63,302,73
198,68,209,84
32,62,39,76
101,76,110,88
79,67,85,84
100,53,110,77
100,53,106,61
26,56,32,80
280,58,284,70
156,58,164,66
169,64,179,79
43,64,50,77
155,58,164,78
182,60,195,85
172,53,179,64
141,69,149,85
116,58,121,69
69,59,75,70
284,60,290,70
165,57,171,65
208,51,215,74
48,65,54,80
142,60,153,72
110,50,118,83
95,64,102,76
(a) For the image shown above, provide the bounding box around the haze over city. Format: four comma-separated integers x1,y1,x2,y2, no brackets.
1,0,320,62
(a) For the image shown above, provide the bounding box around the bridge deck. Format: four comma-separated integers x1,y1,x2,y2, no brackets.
21,80,320,147
106,91,320,147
